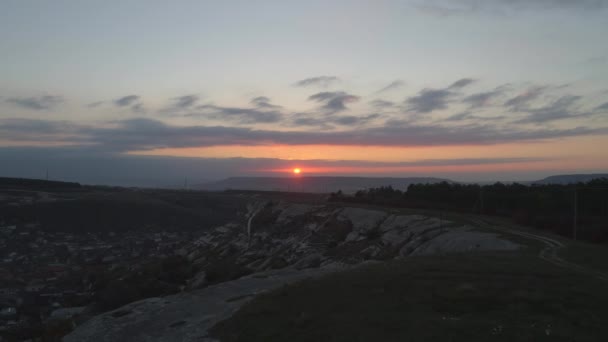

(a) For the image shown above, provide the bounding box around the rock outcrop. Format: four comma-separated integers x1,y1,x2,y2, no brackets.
66,201,522,341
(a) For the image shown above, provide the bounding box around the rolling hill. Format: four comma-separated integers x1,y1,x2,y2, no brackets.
533,173,608,184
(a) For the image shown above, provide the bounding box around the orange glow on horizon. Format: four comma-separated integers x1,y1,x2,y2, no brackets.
124,135,608,175
258,159,582,175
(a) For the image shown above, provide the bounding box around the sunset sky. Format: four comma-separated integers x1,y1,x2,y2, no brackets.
1,0,607,185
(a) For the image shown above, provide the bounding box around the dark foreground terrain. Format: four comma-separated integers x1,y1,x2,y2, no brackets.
212,254,608,342
1,177,608,341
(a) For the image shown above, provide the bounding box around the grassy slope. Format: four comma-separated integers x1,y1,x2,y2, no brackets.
211,254,608,342
211,206,608,342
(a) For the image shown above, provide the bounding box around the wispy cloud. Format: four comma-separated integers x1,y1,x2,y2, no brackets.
504,86,546,111
513,95,591,124
448,78,476,89
170,95,199,109
2,117,606,152
376,80,405,94
191,104,283,124
308,91,360,113
6,95,63,110
294,76,340,88
445,111,473,121
114,95,140,107
444,111,505,122
290,115,335,130
405,78,475,114
289,113,380,129
462,87,506,108
250,96,282,109
114,95,145,113
406,88,452,113
595,101,608,112
369,99,396,109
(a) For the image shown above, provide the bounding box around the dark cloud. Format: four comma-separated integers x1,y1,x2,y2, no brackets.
444,112,505,122
290,115,334,130
405,78,476,114
114,95,140,107
308,91,360,113
504,86,545,111
289,113,380,129
2,117,606,153
192,104,282,124
294,76,340,88
376,80,405,93
6,95,63,110
250,96,281,109
448,78,476,89
445,112,473,121
463,87,505,108
113,95,145,113
330,114,381,126
405,88,452,113
0,118,87,142
171,95,199,109
513,95,590,124
369,99,396,109
595,102,608,112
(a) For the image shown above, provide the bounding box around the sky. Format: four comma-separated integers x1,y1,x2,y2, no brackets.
1,0,607,185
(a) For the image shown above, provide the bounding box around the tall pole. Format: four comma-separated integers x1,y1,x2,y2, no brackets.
479,187,484,214
573,187,578,241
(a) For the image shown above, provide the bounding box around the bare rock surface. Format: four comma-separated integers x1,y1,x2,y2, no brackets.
338,207,387,233
276,203,319,223
410,227,520,256
63,265,345,342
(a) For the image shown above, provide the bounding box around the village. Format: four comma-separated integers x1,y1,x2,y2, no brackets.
0,221,196,338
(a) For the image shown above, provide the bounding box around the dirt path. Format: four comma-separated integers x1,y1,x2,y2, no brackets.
472,218,608,282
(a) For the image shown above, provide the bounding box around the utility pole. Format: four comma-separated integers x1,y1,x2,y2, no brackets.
479,187,484,214
573,187,578,241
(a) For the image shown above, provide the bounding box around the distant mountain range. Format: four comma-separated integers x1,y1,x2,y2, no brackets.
533,173,608,185
196,176,450,193
197,173,608,193
4,173,606,192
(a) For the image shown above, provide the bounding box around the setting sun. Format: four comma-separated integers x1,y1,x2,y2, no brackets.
293,168,301,174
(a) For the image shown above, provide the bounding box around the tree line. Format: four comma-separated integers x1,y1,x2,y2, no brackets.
329,179,608,243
